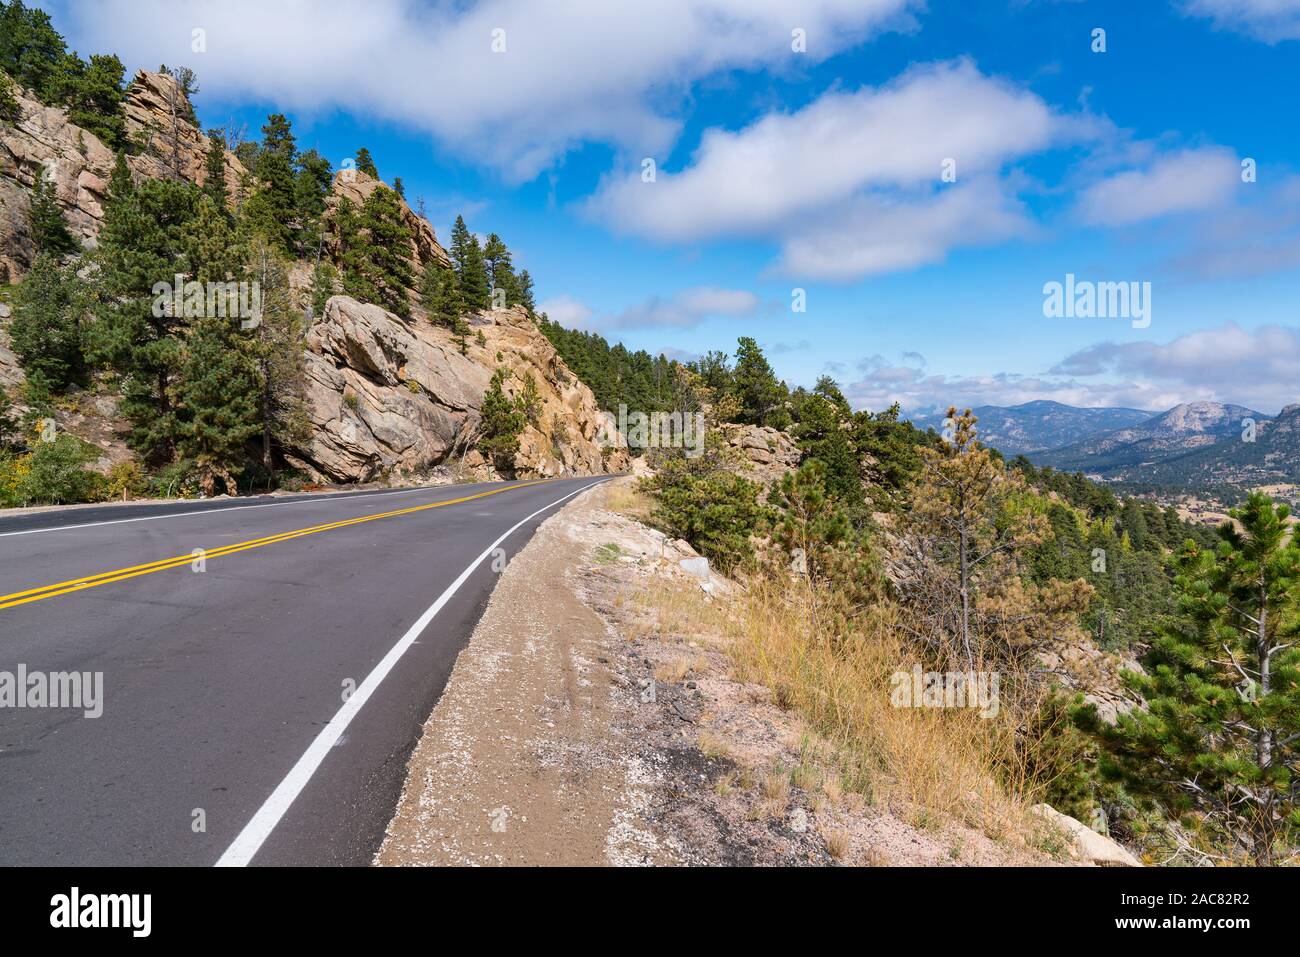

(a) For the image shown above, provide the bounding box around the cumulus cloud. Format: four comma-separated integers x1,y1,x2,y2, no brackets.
536,294,593,328
60,0,919,181
840,324,1300,415
1181,0,1300,42
538,286,763,331
1075,147,1241,226
585,59,1087,279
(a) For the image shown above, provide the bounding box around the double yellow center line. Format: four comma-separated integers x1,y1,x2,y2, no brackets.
0,481,551,612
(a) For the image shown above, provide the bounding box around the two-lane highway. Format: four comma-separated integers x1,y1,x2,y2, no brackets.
0,476,612,865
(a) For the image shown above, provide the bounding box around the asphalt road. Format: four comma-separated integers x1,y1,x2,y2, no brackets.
0,475,613,866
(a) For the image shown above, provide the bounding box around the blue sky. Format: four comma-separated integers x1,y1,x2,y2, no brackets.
49,0,1300,414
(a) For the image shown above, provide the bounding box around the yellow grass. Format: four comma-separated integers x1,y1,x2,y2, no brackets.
636,573,1044,843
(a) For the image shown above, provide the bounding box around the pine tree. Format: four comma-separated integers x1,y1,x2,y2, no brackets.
310,259,337,320
354,147,377,179
88,177,201,462
358,185,413,315
293,147,332,254
517,268,535,313
482,233,517,306
899,408,1087,674
176,315,259,496
0,67,21,122
478,368,526,471
245,237,309,473
731,337,788,428
62,52,125,149
1081,492,1300,865
27,172,76,255
9,252,86,390
243,113,297,252
202,128,229,210
105,149,132,208
449,215,489,310
392,176,404,200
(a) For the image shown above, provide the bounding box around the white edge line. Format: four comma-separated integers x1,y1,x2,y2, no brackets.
214,478,607,867
0,483,486,538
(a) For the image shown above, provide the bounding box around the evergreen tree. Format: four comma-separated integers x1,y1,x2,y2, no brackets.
354,147,378,179
27,172,76,255
449,215,489,310
731,337,788,428
392,176,404,200
245,237,309,473
9,252,86,390
202,128,229,210
0,1,68,102
792,388,862,512
482,233,517,306
517,268,535,313
176,316,259,496
1,67,22,122
60,52,124,148
1081,492,1300,865
310,259,337,320
243,113,298,252
293,147,332,254
89,178,201,462
105,149,132,208
478,368,526,470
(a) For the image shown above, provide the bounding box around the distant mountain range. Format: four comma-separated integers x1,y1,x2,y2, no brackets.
913,401,1155,456
910,400,1300,490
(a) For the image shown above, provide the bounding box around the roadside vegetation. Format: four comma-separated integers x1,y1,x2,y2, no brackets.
629,336,1300,865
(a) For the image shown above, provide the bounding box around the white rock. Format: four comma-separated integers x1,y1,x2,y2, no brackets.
1031,803,1141,867
679,557,711,581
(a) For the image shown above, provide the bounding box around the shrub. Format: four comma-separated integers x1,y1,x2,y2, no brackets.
641,453,763,572
17,434,104,504
103,460,145,501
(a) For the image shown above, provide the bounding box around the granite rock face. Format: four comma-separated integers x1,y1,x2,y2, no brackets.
287,296,628,482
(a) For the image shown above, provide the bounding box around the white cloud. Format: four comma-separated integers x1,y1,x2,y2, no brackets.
63,0,919,181
778,177,1034,278
585,59,1086,279
1181,0,1300,42
1075,147,1241,226
608,286,763,328
841,324,1300,416
536,294,593,328
537,286,763,331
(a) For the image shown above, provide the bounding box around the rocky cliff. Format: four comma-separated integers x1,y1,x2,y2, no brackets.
1,71,625,485
290,296,628,482
0,70,247,282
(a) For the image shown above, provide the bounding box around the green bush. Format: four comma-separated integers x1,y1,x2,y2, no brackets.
17,434,104,504
641,453,763,573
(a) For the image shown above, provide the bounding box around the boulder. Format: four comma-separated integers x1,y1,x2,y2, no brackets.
1031,804,1141,867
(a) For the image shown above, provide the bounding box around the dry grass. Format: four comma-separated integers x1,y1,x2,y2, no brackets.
823,827,851,860
604,480,653,522
636,572,1043,844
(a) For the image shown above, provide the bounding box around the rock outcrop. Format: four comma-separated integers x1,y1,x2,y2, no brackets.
289,296,628,482
717,423,801,487
0,70,247,281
